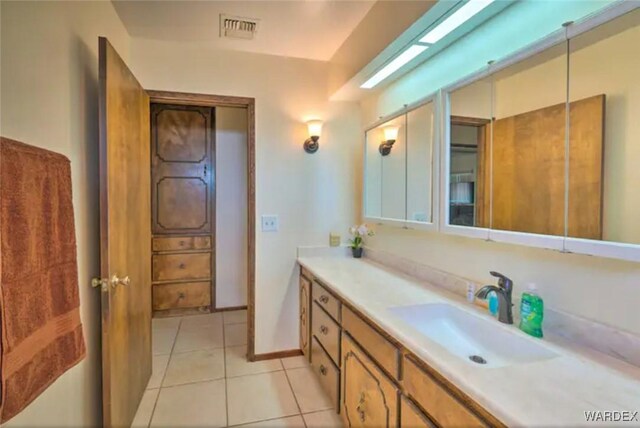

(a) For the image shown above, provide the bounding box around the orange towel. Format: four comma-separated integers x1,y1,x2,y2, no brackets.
0,137,86,423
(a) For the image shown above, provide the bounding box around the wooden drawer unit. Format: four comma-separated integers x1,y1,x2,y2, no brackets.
153,282,211,310
311,337,340,410
401,396,435,428
342,306,400,379
152,236,211,252
312,301,340,365
313,281,341,322
300,275,312,359
341,334,399,428
403,355,488,427
152,252,211,282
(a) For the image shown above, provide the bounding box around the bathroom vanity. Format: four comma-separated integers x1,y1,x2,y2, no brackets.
300,264,502,427
298,253,640,427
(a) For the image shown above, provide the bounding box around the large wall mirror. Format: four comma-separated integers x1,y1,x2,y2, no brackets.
443,6,640,258
364,99,436,227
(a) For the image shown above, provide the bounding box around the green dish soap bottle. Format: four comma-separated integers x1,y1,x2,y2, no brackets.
519,283,544,338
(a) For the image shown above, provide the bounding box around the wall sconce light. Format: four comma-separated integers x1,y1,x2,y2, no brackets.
304,120,323,154
379,126,399,156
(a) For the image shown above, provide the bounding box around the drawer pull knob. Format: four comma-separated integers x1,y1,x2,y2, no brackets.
178,292,185,299
319,295,329,304
320,325,329,335
179,240,185,246
179,263,186,269
356,392,366,422
319,365,327,376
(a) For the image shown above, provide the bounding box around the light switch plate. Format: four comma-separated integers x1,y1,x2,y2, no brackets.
261,215,279,232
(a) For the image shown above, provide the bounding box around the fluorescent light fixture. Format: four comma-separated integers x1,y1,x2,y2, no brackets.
420,0,495,44
361,45,428,89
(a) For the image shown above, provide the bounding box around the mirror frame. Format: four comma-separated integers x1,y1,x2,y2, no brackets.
363,92,440,232
438,1,640,262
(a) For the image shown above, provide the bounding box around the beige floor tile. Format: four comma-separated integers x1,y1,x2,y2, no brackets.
303,410,343,428
286,367,333,413
163,348,225,387
131,388,159,427
180,312,223,329
148,354,170,389
281,355,309,370
173,324,224,353
234,415,305,427
150,380,226,427
226,345,282,378
227,371,299,426
223,309,247,325
152,327,178,355
224,323,247,347
152,316,181,329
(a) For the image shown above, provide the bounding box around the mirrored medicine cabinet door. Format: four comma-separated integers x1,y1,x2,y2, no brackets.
364,99,436,226
444,6,640,254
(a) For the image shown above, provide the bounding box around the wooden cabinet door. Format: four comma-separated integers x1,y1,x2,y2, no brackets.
151,104,214,234
98,37,151,428
300,275,311,358
341,334,399,428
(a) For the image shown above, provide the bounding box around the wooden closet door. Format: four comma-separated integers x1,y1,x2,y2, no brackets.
151,104,214,235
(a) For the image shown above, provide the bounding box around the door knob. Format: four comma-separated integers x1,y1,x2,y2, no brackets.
91,275,129,291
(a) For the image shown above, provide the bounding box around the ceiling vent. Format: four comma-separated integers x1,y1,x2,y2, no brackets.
220,14,259,40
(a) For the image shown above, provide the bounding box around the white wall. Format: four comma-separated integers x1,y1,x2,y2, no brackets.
216,106,248,308
129,39,362,353
0,1,131,426
360,2,640,337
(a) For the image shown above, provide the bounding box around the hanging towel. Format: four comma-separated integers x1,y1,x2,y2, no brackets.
0,137,86,423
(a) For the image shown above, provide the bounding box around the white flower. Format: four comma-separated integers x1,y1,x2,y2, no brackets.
349,226,356,235
357,224,368,236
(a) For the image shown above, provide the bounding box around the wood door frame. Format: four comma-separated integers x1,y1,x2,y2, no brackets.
147,90,257,360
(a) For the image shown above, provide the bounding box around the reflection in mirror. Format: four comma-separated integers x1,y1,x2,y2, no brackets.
448,78,492,227
490,42,570,237
364,115,407,220
568,9,640,245
407,102,434,223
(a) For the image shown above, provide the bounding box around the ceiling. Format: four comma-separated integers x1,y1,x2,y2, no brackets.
112,0,376,61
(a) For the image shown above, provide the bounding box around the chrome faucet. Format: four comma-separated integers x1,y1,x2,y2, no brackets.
476,271,514,324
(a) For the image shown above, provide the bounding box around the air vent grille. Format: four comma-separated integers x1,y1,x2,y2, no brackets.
220,14,259,40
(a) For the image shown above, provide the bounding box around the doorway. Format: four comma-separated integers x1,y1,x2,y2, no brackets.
148,90,256,357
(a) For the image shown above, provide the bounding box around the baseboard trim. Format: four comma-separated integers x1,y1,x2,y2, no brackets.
253,349,303,361
212,305,248,313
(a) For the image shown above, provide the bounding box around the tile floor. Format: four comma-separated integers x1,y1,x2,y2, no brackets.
132,310,343,427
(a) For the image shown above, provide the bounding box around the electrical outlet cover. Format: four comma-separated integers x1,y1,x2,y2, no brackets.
261,215,278,232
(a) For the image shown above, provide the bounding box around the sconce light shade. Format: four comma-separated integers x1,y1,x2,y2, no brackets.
304,120,323,154
379,126,399,156
383,126,399,141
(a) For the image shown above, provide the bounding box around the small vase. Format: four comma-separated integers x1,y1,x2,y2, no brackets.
351,247,363,258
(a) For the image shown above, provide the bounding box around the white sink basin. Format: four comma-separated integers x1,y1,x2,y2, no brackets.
388,303,558,368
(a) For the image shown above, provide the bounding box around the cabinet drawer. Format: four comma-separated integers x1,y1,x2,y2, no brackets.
342,306,400,379
311,337,340,410
403,355,487,427
312,301,340,365
313,281,341,322
401,396,435,428
341,334,399,428
300,275,312,360
152,252,211,282
153,282,211,310
152,236,211,252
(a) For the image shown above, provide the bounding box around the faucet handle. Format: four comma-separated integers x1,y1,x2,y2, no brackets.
489,271,513,292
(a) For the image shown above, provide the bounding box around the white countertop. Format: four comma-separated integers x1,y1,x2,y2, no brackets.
298,255,640,427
